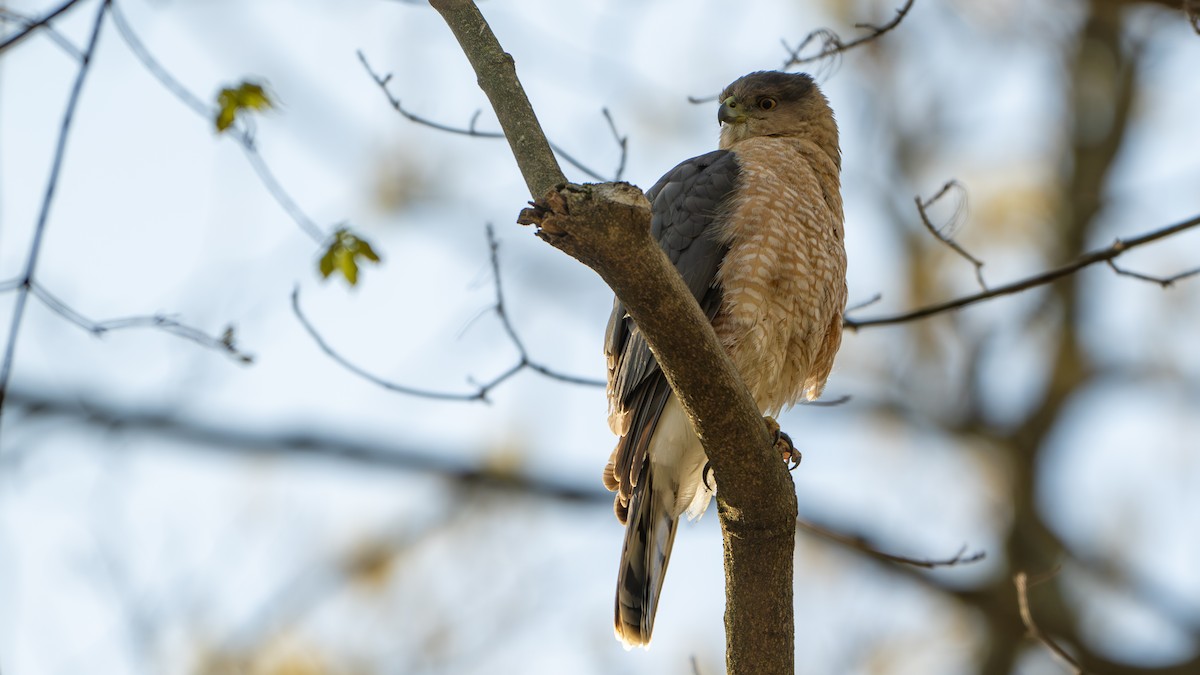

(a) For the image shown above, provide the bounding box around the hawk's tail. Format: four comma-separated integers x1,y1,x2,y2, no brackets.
614,467,679,649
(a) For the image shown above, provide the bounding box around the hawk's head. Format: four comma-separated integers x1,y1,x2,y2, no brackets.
717,71,837,161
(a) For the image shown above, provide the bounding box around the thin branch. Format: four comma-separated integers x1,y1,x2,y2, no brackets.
799,394,850,407
844,212,1200,329
1014,572,1089,675
109,1,326,243
845,293,882,313
0,6,84,59
684,0,918,104
601,107,628,182
292,287,485,402
393,2,568,197
482,225,604,388
1105,259,1200,288
781,0,916,67
915,180,986,291
357,50,619,183
797,518,985,569
292,227,603,401
0,0,85,53
30,283,254,363
4,386,608,503
0,0,110,431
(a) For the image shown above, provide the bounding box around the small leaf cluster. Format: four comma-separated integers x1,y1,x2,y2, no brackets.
318,228,382,286
214,81,273,133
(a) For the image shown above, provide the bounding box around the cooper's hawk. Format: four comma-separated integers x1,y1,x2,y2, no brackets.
603,71,846,648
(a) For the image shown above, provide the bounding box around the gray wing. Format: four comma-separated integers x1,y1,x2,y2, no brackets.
603,148,741,521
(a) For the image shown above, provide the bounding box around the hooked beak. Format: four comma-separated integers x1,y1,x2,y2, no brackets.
718,96,745,125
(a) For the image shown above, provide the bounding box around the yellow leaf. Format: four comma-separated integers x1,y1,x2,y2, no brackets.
315,227,382,287
214,80,274,134
334,247,359,285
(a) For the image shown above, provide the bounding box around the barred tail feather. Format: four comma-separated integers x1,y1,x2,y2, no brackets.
614,467,679,649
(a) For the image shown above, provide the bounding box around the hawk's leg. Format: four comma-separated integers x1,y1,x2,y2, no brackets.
701,417,802,489
764,416,802,471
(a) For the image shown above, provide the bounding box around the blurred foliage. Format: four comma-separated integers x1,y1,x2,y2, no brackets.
215,81,273,133
318,228,382,286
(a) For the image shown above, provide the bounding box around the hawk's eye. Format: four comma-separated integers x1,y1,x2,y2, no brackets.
758,97,777,111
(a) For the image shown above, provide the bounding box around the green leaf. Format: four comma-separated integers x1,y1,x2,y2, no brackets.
318,246,336,278
214,81,274,134
357,240,381,263
317,227,382,287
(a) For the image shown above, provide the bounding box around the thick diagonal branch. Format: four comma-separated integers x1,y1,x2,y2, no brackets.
428,2,796,672
428,0,565,198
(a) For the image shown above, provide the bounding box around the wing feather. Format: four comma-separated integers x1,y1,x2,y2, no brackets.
603,149,741,519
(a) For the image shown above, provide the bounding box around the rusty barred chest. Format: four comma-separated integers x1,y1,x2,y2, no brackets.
712,135,847,413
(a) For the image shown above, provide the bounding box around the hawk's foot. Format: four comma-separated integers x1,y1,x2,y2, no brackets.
701,461,715,491
764,415,802,471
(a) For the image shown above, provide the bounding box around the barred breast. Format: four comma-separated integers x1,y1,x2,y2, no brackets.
713,136,847,413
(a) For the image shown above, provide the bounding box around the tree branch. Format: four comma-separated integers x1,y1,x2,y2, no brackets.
1105,259,1200,287
781,0,917,68
797,518,985,569
30,283,254,363
2,386,606,505
427,0,566,198
1015,572,1089,675
293,226,602,401
915,180,987,291
0,0,110,435
110,1,327,243
0,0,85,53
357,50,625,184
0,5,85,59
428,2,795,671
844,212,1200,329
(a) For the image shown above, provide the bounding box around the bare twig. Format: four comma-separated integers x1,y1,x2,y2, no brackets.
915,180,986,291
684,0,918,104
1105,259,1200,288
292,287,486,401
30,283,254,363
398,2,568,197
0,0,85,53
800,394,850,407
0,0,110,430
844,212,1200,329
845,293,882,313
1014,572,1089,674
782,0,916,67
0,6,84,59
292,229,603,402
601,107,628,181
357,50,622,184
481,225,605,388
109,1,327,243
797,519,985,569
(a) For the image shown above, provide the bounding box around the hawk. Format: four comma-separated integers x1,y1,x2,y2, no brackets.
603,71,846,648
